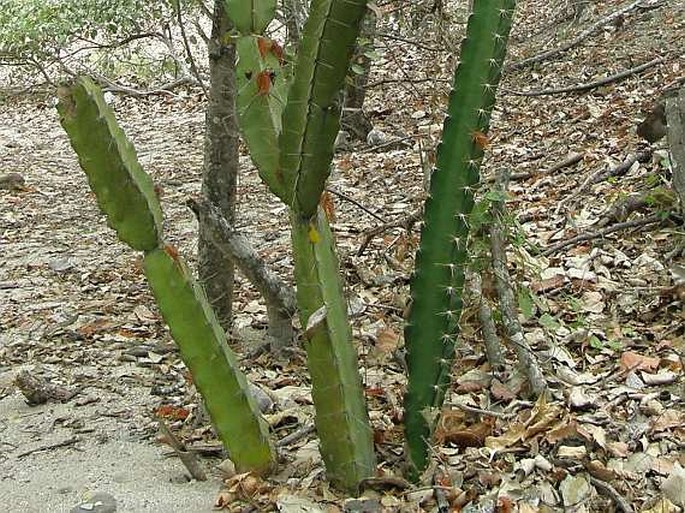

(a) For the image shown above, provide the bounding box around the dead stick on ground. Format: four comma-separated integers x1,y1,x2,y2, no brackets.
357,209,422,257
505,57,663,97
275,425,316,448
589,476,634,513
158,419,207,481
494,152,583,182
17,436,80,458
507,0,662,71
490,171,548,396
555,149,652,216
541,214,663,256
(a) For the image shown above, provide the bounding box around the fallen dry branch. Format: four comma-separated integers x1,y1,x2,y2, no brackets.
587,149,653,186
589,476,635,513
17,437,80,458
500,152,583,182
357,209,422,257
506,57,663,97
541,214,664,256
158,419,207,481
507,0,663,71
556,150,653,215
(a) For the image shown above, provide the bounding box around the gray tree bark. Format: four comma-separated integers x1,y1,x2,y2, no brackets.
199,0,238,330
342,11,377,141
666,87,685,213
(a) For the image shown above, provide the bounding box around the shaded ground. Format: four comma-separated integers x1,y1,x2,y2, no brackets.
1,1,684,511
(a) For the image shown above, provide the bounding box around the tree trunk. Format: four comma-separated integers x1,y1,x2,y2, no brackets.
282,0,307,49
199,0,238,330
342,11,377,141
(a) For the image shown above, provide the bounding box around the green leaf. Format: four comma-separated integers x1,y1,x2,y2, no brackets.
539,313,560,331
518,286,535,319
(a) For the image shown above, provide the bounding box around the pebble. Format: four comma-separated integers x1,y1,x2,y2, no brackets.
70,492,117,513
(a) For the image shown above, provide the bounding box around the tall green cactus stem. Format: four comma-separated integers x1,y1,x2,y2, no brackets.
291,209,375,491
404,0,516,473
226,0,376,492
56,80,163,252
281,0,375,492
279,0,369,216
224,0,276,33
57,77,275,475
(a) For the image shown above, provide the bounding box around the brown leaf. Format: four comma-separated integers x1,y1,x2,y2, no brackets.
619,351,660,372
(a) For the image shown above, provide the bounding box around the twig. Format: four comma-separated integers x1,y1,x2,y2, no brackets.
17,437,80,458
359,134,415,153
447,401,513,419
326,187,387,223
541,214,664,256
589,476,634,513
175,0,208,97
357,209,422,257
494,152,583,182
507,0,662,71
376,31,442,52
588,149,653,186
505,57,663,97
275,425,315,447
468,271,505,370
158,419,207,481
490,171,548,396
556,150,652,216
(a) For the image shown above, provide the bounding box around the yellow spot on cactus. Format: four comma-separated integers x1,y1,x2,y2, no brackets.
308,223,320,244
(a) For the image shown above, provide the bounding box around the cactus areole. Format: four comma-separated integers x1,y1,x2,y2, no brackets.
403,0,517,474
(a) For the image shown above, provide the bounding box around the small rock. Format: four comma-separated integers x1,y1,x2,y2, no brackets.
0,173,26,191
70,492,117,513
366,128,388,146
343,497,381,513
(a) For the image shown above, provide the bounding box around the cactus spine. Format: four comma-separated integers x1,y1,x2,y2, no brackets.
57,77,274,475
224,0,376,491
404,0,517,473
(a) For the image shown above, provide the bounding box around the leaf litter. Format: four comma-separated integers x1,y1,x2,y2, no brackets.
1,1,684,511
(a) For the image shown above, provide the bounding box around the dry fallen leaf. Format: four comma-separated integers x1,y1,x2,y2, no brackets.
619,351,660,372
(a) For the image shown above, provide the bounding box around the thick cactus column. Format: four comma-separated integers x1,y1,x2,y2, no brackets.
57,77,275,475
225,0,376,492
404,0,517,474
291,209,375,491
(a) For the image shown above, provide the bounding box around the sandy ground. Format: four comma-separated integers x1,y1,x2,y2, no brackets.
0,367,221,513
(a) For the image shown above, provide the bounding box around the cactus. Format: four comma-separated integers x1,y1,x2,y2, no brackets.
403,0,517,473
56,77,274,475
56,81,162,251
225,0,376,491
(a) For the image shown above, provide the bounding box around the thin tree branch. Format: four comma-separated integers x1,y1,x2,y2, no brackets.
541,214,664,256
504,57,663,97
507,0,664,71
